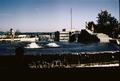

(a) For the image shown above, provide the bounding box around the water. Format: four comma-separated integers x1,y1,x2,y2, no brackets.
0,41,119,55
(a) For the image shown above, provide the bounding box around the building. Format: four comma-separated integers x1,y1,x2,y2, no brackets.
38,32,54,42
59,29,70,42
59,29,80,42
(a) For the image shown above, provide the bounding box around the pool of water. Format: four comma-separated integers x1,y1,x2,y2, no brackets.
0,41,119,55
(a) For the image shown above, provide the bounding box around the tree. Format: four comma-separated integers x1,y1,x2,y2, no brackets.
96,10,118,38
54,31,60,41
15,29,21,38
4,31,10,38
86,21,96,32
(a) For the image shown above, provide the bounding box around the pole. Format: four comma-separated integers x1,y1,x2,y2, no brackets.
70,8,72,30
118,0,120,67
119,0,120,29
118,0,120,38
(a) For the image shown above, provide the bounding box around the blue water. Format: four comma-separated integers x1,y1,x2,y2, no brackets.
0,41,119,55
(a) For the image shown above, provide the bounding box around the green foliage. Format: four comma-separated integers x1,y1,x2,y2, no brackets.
4,31,11,38
87,10,119,38
15,30,21,38
86,21,96,32
96,10,118,38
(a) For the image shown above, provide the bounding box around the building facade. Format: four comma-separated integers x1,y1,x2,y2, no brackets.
59,29,80,42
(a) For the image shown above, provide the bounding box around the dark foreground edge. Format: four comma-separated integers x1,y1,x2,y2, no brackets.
0,67,120,81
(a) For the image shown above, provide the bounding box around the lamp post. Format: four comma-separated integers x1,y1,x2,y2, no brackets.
118,0,120,67
10,28,15,55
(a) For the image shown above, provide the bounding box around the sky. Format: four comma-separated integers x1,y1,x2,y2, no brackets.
0,0,119,32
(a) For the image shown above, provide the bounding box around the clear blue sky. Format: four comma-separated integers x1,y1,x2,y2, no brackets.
0,0,119,32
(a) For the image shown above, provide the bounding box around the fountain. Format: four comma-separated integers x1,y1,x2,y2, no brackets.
26,42,41,48
46,43,60,48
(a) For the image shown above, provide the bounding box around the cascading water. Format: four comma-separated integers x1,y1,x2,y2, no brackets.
26,42,41,48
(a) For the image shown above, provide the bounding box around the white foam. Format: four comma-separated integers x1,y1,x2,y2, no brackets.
46,43,60,48
76,63,119,68
26,42,41,48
